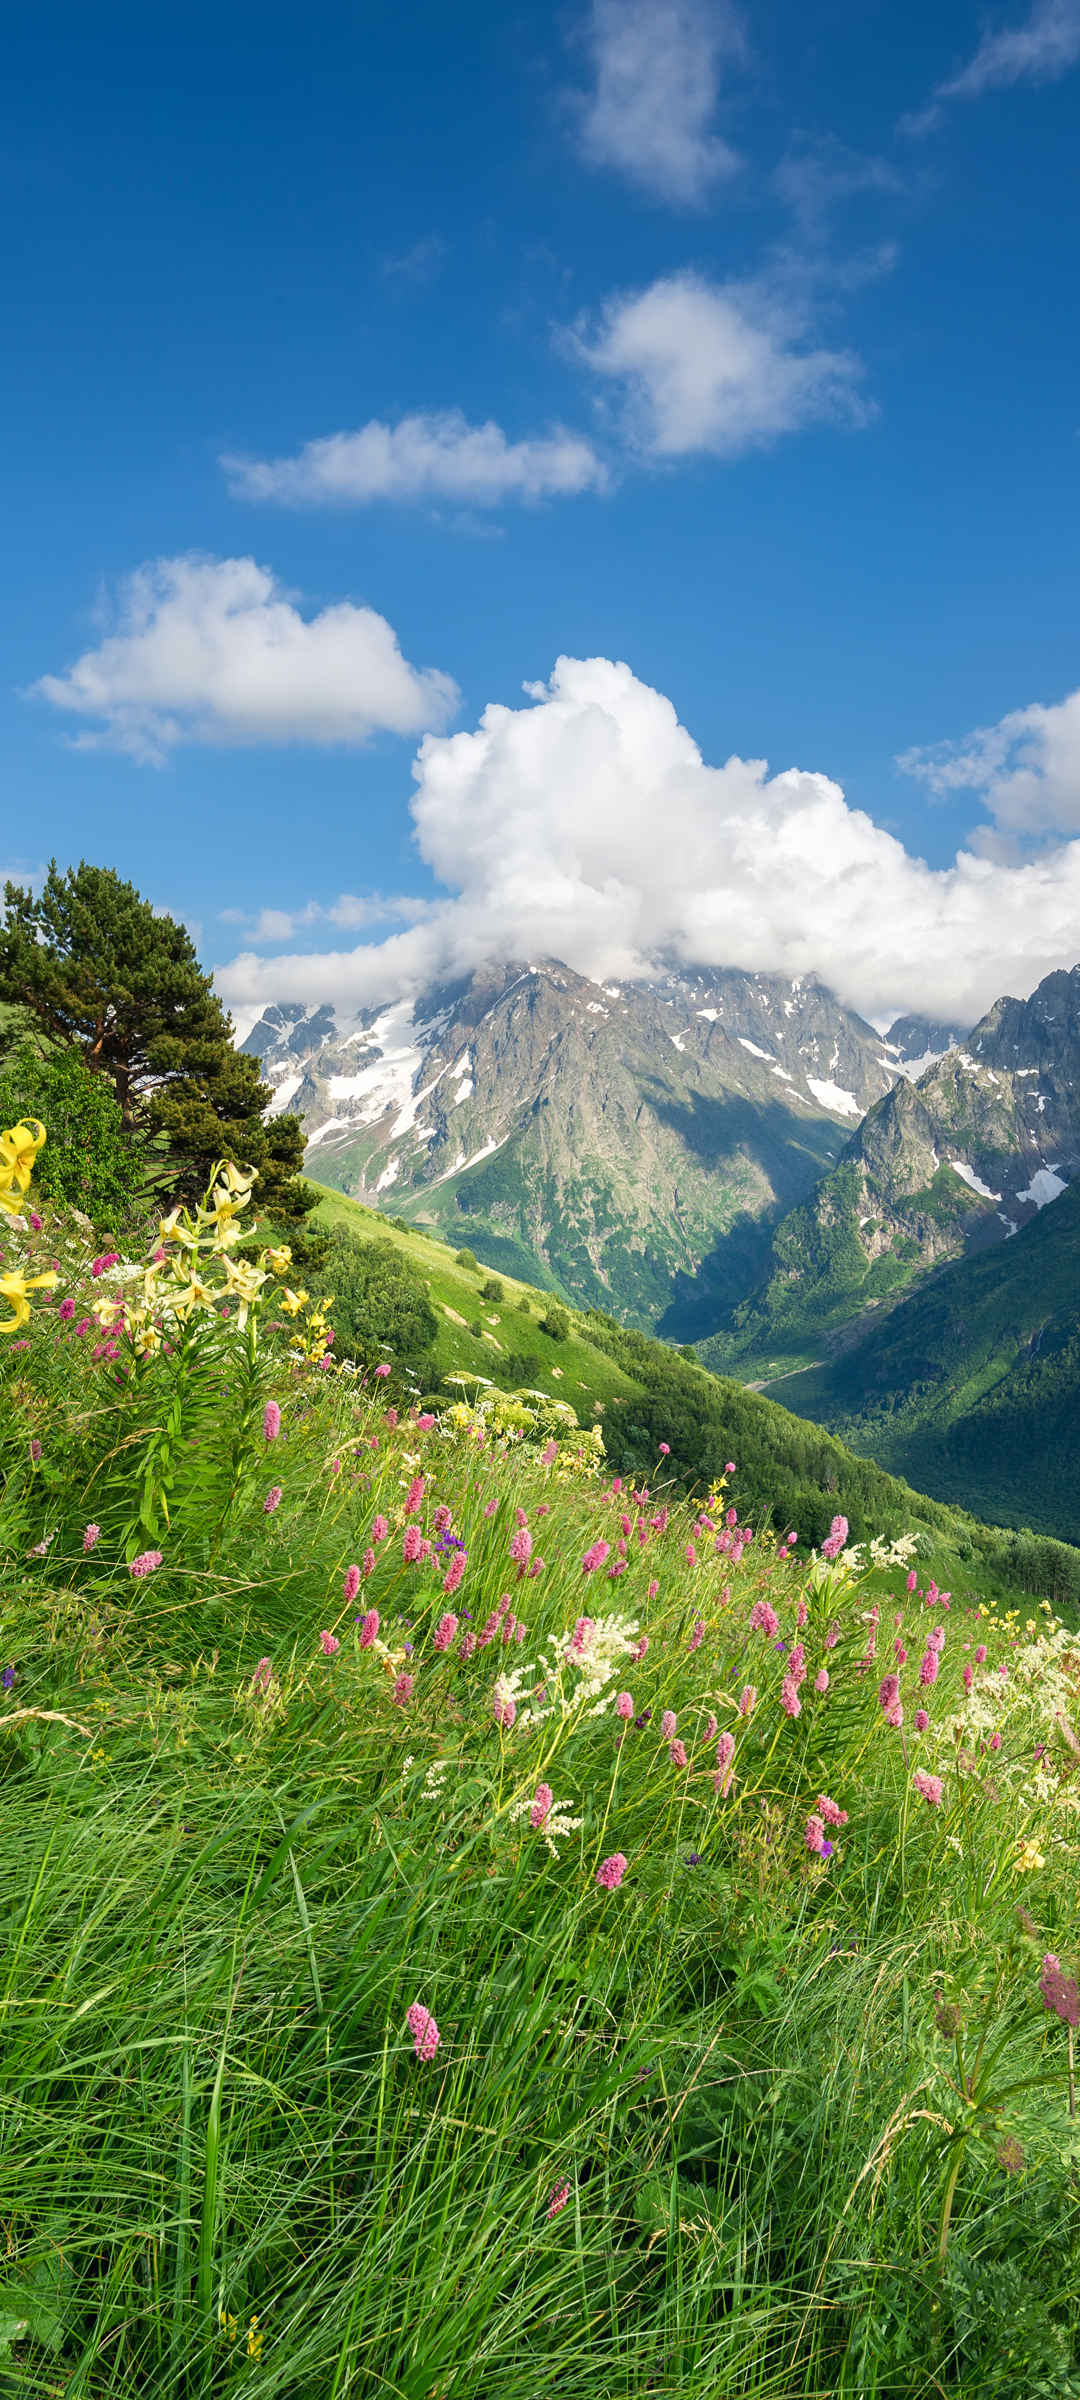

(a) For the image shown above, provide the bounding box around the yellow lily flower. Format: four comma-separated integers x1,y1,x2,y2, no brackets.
168,1273,215,1320
215,1161,257,1198
264,1246,292,1276
278,1287,309,1318
209,1216,245,1251
0,1119,46,1194
158,1207,197,1250
0,1267,59,1332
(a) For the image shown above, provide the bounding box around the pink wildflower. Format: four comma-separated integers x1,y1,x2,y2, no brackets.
975,1644,987,1665
458,1630,477,1658
82,1523,101,1552
815,1668,829,1693
660,1709,677,1740
738,1685,757,1716
616,1691,634,1719
1040,1956,1080,2026
402,1525,424,1565
417,1412,435,1430
250,1657,273,1695
492,1688,516,1730
658,1442,670,1456
914,1707,930,1732
343,1564,362,1603
358,1610,380,1648
567,1616,595,1658
816,1794,848,1826
820,1513,849,1561
263,1401,281,1441
689,1617,704,1649
374,1362,392,1379
319,1630,340,1658
685,1542,696,1566
510,1527,533,1566
748,1599,779,1638
705,1712,718,1740
405,1475,425,1514
805,1814,827,1856
780,1675,801,1718
919,1650,939,1688
406,2002,440,2061
371,1515,389,1544
433,1613,458,1652
264,1485,283,1515
362,1547,376,1578
581,1540,610,1574
442,1550,466,1596
595,1852,628,1890
546,2179,571,2218
393,1673,414,1707
878,1673,900,1714
75,1317,91,1337
715,1730,735,1784
128,1550,163,1578
58,1297,75,1321
669,1738,688,1768
530,1784,553,1828
906,1569,918,1593
912,1769,944,1806
634,1633,650,1659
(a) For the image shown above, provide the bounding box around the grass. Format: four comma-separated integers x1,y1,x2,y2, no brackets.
2,1183,1080,2396
310,1180,644,1413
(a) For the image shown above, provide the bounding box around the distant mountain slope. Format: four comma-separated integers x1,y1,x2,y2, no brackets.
703,963,1080,1374
761,1177,1080,1544
243,959,900,1331
306,1180,1080,1618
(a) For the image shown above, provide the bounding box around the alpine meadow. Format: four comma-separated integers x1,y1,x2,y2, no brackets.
5,5,1080,2396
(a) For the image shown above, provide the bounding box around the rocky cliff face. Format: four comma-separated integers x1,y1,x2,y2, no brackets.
706,963,1080,1365
241,959,901,1329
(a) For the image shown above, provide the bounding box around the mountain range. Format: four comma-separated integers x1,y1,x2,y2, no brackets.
242,957,933,1330
240,955,1079,1539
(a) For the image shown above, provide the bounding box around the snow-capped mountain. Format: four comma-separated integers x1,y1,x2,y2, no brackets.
705,963,1080,1367
240,958,902,1331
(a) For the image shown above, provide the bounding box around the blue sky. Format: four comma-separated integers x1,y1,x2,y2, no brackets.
5,0,1080,1028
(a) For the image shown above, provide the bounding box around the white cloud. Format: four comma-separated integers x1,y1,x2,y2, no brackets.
572,0,745,205
214,655,1080,1031
572,272,868,457
899,683,1080,835
31,555,458,764
903,0,1080,130
223,412,607,509
221,893,433,942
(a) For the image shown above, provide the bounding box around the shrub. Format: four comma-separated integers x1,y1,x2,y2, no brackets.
455,1247,479,1271
0,1038,142,1231
314,1230,438,1380
517,1295,531,1315
540,1301,570,1342
480,1276,504,1302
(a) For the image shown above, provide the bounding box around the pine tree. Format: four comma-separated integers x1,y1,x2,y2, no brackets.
0,860,312,1219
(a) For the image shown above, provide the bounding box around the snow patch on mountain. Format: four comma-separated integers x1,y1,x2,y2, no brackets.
950,1160,1001,1202
1017,1165,1067,1208
805,1076,861,1116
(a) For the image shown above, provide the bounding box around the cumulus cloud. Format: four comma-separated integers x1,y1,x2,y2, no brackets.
903,0,1080,132
899,682,1080,834
31,555,458,764
223,412,607,509
571,0,745,205
214,656,1080,1030
572,272,868,456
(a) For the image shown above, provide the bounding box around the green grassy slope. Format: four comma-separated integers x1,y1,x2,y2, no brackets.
310,1182,1080,1618
768,1179,1080,1543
